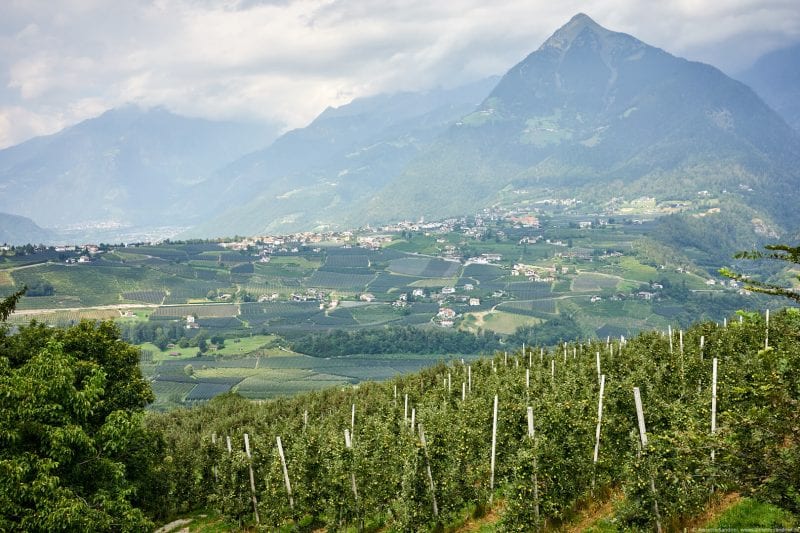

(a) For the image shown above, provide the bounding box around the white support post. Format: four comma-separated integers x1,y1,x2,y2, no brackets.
351,403,355,435
448,372,452,393
596,351,601,381
540,348,543,363
593,375,606,464
303,410,308,430
462,381,466,402
668,325,673,354
633,388,647,448
243,434,260,525
418,424,439,517
526,368,530,390
211,433,218,482
527,406,540,523
411,408,415,433
344,429,359,504
404,394,408,425
276,436,294,509
711,358,718,462
679,329,684,354
550,359,555,380
468,365,472,392
504,351,508,366
489,395,498,503
700,335,705,361
765,308,770,349
226,436,232,453
633,388,662,533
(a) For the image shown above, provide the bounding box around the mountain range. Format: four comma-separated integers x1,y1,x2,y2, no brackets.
0,106,278,233
737,43,800,133
1,14,799,244
363,14,800,228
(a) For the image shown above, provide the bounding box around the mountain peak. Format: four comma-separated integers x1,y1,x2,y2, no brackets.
540,13,613,51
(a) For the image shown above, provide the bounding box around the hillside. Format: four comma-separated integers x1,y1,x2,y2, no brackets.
0,106,279,232
183,77,499,237
145,309,800,530
738,43,800,132
0,212,53,245
364,14,800,232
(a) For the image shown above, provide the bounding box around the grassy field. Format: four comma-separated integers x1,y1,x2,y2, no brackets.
461,309,542,334
145,349,471,407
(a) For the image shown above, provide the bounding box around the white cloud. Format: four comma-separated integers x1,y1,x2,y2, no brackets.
0,0,798,148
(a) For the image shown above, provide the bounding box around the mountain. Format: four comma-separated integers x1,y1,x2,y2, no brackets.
0,106,279,230
182,77,499,237
363,14,800,230
738,43,800,132
0,212,53,245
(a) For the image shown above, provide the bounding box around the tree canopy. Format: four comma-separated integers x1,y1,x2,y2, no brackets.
0,289,159,531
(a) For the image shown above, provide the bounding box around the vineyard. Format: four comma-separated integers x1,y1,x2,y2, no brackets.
149,309,800,530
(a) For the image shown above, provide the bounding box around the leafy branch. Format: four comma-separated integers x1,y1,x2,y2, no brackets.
720,244,800,303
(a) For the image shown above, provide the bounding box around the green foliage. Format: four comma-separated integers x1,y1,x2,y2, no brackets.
290,326,503,357
708,497,798,528
0,293,160,531
146,309,800,531
721,243,800,302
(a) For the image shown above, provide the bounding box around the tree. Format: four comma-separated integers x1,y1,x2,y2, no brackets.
0,290,159,531
720,244,800,302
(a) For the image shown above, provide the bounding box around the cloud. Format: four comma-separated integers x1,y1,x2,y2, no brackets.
0,0,798,148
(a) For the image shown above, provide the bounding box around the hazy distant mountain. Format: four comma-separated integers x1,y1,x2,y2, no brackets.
0,106,279,229
738,43,800,132
183,77,499,236
364,14,800,229
0,212,53,245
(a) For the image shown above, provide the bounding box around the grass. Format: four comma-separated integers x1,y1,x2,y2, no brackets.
462,310,541,335
0,270,13,286
141,334,276,361
409,277,459,288
572,272,622,292
706,497,797,529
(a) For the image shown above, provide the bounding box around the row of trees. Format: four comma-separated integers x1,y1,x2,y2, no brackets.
146,308,800,530
290,326,504,357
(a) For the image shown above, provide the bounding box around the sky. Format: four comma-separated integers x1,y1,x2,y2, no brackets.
1,0,799,149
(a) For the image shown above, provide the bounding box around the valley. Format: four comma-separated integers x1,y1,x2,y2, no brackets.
1,202,778,409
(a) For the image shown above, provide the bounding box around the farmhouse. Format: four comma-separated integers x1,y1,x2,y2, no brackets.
437,308,456,319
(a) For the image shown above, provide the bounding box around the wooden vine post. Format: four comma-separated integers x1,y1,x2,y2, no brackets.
276,436,294,509
243,433,260,525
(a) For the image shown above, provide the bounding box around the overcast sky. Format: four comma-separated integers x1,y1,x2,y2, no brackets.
1,0,798,148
